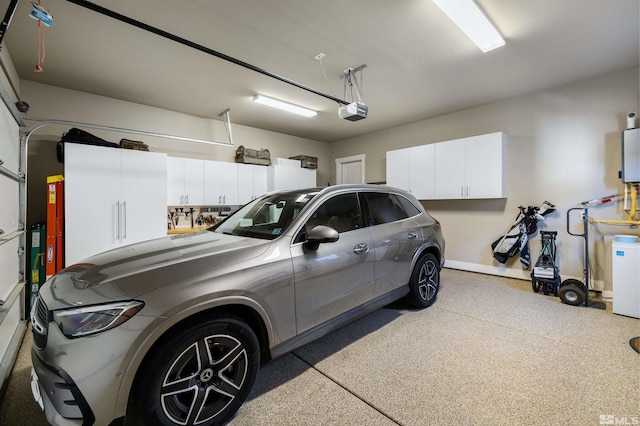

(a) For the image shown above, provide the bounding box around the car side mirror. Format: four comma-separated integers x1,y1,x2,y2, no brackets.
305,225,339,250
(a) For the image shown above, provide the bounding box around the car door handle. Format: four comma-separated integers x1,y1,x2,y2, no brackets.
353,243,369,254
407,231,418,240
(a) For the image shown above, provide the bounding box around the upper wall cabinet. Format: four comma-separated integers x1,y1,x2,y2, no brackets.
167,157,204,206
238,164,268,204
204,161,239,206
434,132,506,199
387,144,436,199
386,132,507,200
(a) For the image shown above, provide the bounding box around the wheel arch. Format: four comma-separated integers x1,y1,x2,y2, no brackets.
413,244,443,271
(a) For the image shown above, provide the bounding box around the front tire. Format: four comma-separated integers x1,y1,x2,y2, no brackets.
134,314,260,426
407,253,440,308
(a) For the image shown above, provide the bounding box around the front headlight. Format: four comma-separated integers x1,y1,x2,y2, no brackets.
52,300,144,338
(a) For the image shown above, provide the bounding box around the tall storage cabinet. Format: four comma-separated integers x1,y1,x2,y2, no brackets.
65,144,167,266
267,158,316,191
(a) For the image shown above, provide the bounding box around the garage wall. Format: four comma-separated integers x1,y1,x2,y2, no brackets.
20,80,332,229
331,67,640,285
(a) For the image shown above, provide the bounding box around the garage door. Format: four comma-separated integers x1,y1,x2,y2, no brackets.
0,90,26,391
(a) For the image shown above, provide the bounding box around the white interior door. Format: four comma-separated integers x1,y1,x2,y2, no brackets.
336,154,365,184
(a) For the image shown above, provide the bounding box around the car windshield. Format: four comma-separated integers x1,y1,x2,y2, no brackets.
211,190,320,240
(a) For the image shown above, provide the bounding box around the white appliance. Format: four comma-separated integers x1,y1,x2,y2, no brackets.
611,237,640,318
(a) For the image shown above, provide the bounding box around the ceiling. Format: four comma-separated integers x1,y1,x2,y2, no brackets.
2,0,639,142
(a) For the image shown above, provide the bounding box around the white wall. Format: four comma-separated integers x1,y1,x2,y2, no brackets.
331,67,640,286
20,80,331,228
19,68,640,288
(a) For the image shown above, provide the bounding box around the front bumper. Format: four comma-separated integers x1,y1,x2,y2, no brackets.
30,295,156,426
31,351,94,425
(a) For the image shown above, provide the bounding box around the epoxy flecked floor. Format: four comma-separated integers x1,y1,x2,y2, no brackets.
2,269,639,425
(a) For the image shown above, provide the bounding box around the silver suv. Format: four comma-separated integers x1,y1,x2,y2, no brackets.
31,184,445,426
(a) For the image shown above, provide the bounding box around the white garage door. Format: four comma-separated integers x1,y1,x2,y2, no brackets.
0,93,26,390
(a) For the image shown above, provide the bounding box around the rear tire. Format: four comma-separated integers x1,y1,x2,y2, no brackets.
134,314,260,426
406,253,440,308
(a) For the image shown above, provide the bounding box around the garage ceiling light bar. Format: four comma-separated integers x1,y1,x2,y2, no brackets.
433,0,505,53
253,95,317,118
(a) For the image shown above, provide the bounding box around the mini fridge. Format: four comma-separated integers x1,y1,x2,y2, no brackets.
611,237,640,318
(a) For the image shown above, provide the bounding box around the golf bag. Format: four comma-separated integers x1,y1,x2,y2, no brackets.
491,201,556,268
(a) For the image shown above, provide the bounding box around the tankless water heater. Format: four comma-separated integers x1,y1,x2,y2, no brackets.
621,128,639,183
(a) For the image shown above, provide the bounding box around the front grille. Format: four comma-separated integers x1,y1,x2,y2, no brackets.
31,297,49,350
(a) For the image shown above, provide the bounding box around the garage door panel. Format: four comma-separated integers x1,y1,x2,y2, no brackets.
0,175,19,233
0,100,19,173
0,300,20,367
0,239,19,302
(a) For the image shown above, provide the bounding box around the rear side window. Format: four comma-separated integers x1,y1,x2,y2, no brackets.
396,195,421,217
365,192,418,225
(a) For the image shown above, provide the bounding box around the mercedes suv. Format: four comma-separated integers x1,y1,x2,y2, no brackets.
30,184,445,426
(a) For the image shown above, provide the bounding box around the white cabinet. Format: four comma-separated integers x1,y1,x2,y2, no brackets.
238,164,268,204
267,158,316,191
204,161,239,205
167,157,204,206
386,144,435,199
65,144,167,266
386,132,507,200
434,132,506,199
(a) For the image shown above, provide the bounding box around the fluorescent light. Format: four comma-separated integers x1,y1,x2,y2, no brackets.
252,95,317,118
433,0,505,53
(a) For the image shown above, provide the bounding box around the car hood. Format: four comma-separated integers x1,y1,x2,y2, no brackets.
42,231,270,309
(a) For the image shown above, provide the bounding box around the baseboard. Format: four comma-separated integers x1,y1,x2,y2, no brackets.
443,260,604,291
444,260,532,281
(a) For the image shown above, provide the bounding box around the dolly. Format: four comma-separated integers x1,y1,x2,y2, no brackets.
558,208,606,309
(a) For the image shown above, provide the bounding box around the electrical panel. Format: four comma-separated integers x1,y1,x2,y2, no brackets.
621,128,639,183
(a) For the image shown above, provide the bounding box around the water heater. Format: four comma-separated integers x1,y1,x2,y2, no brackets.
621,128,639,183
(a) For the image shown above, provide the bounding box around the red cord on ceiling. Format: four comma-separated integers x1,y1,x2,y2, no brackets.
34,0,45,72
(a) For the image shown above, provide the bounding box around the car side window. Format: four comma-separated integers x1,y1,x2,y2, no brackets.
305,193,363,234
365,192,412,225
396,195,421,217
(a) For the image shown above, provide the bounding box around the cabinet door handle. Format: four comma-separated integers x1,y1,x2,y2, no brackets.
185,194,189,205
116,201,121,240
223,195,226,204
180,194,184,205
122,200,127,240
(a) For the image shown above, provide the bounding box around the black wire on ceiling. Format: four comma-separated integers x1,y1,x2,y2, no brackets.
64,0,350,106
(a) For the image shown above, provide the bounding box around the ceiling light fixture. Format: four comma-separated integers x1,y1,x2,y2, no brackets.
252,95,317,118
432,0,505,53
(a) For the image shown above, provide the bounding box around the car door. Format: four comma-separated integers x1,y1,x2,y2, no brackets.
363,192,425,298
290,192,375,333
